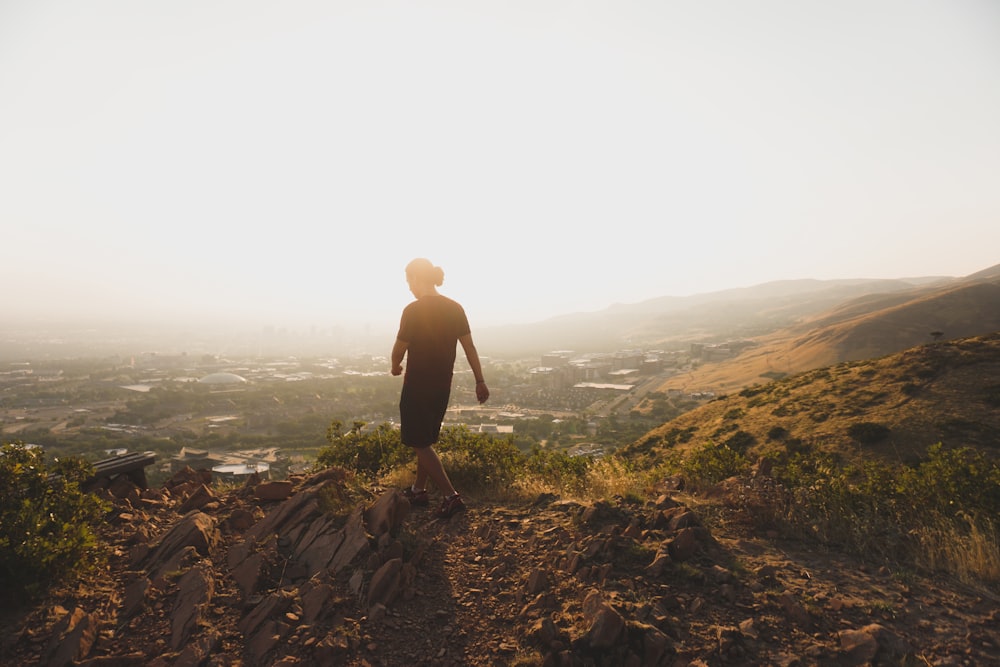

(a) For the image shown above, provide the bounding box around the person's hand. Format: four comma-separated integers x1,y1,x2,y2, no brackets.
475,381,489,404
391,364,403,376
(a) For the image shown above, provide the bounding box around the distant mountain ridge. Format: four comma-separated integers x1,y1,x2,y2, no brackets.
654,264,1000,393
477,265,996,357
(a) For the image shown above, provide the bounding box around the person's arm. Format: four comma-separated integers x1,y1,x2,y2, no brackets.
459,333,489,403
391,338,408,376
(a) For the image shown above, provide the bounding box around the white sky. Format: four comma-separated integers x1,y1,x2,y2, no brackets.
2,1,999,335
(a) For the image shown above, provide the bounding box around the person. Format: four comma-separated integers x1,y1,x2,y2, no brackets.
390,258,490,519
391,257,490,519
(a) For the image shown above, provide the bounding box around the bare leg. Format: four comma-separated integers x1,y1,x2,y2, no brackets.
413,446,456,497
413,459,429,491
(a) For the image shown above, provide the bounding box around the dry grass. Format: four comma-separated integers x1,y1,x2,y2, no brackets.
633,334,1000,469
914,513,1000,588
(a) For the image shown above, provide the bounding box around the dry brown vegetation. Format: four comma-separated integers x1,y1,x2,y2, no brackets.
634,333,1000,465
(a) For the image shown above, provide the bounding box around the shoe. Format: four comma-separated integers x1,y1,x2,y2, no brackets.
402,487,429,506
436,493,466,519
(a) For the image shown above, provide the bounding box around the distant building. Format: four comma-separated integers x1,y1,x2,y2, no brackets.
198,372,248,385
172,447,228,472
467,424,515,435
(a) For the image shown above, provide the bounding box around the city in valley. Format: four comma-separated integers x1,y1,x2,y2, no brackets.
0,333,736,485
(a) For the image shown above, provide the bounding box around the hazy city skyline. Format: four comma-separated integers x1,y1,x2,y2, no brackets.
3,1,999,334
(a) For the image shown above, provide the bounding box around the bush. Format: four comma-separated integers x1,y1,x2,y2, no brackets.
847,421,891,445
680,442,749,486
436,427,526,492
525,446,592,495
316,422,531,495
315,421,411,478
722,430,756,453
0,442,108,605
767,425,789,441
901,444,1000,517
745,443,1000,585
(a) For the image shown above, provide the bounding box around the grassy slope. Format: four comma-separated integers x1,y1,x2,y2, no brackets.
625,332,1000,466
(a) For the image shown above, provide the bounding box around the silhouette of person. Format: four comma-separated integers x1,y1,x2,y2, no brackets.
391,258,489,518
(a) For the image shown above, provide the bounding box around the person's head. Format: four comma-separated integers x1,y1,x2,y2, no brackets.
405,258,445,296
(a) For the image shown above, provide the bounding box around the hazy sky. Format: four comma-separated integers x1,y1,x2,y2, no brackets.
3,1,999,334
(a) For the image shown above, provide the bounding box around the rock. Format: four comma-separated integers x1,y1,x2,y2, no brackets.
738,618,758,640
661,475,685,491
367,558,403,610
42,607,99,667
296,519,348,575
839,623,911,664
778,591,811,628
626,621,673,666
652,494,679,509
665,508,701,530
118,576,150,621
582,591,626,649
170,565,215,650
232,552,267,599
312,632,351,664
526,568,550,595
365,489,410,536
227,508,256,531
527,616,560,646
150,546,201,589
255,480,294,501
140,511,221,571
327,505,372,573
244,484,326,544
301,581,335,624
666,527,699,562
239,588,295,639
587,605,626,649
177,483,216,514
172,632,219,667
645,550,671,577
839,627,879,664
716,625,742,654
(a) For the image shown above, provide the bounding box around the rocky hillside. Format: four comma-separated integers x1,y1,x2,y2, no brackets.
633,333,1000,465
2,462,998,666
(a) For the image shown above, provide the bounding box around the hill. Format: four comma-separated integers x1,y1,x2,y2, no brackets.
654,267,1000,395
627,333,1000,466
3,467,997,666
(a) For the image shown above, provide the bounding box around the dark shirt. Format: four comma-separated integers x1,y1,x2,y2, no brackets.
397,295,471,387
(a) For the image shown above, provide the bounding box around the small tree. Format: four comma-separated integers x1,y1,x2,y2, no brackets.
0,442,108,605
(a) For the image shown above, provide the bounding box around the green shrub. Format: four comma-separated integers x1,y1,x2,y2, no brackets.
901,444,1000,517
722,430,756,453
847,421,891,445
436,427,526,492
0,442,108,605
525,446,592,494
315,421,411,478
751,444,1000,584
316,422,531,495
767,425,789,441
680,442,749,486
